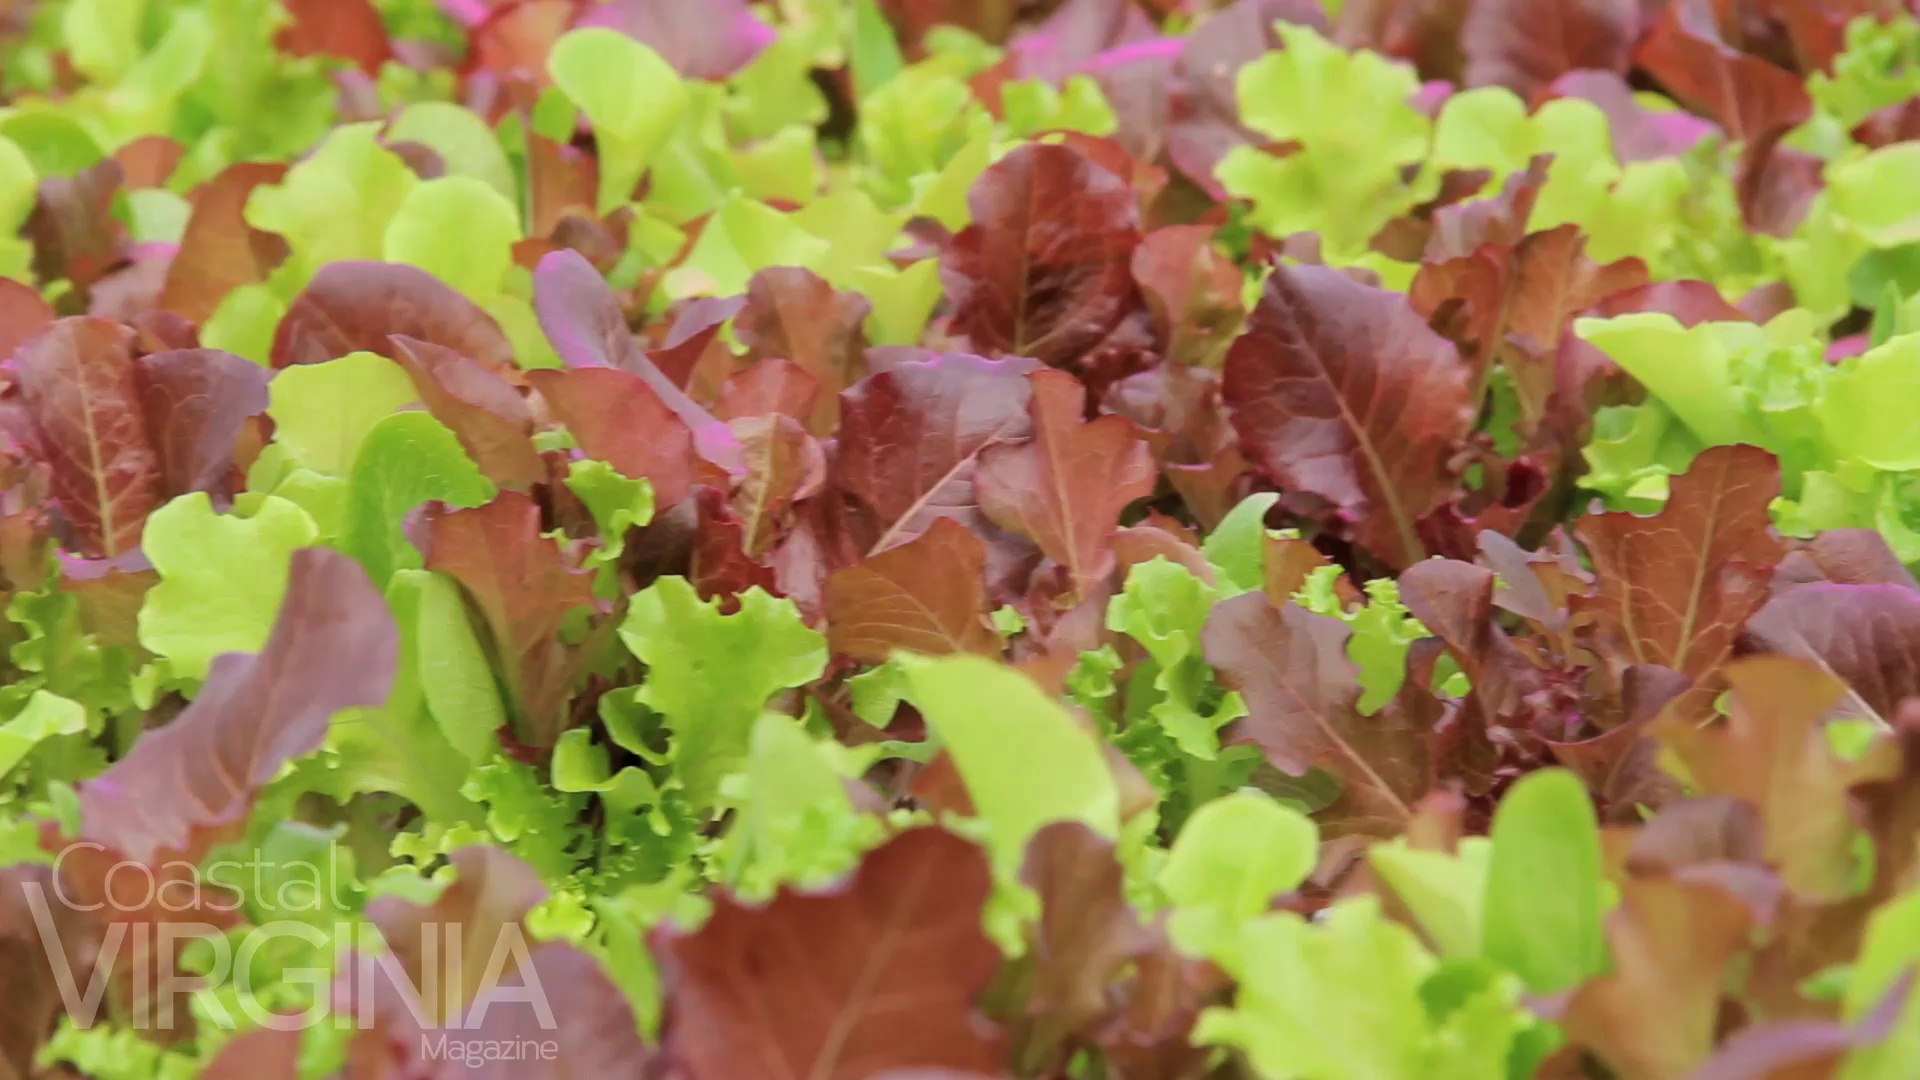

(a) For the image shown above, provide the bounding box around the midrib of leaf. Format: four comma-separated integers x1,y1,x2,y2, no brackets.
1297,330,1426,566
74,355,121,556
1672,454,1734,672
1254,626,1412,823
866,413,1024,556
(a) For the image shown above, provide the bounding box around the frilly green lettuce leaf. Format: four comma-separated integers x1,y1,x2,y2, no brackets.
618,576,827,808
1220,23,1430,259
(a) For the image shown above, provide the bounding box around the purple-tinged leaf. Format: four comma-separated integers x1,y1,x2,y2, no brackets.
57,549,395,880
271,260,515,369
942,144,1143,370
1223,263,1474,569
391,336,543,491
13,318,164,558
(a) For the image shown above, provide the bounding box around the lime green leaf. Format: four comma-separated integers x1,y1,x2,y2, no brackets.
1221,23,1429,258
1107,558,1245,759
266,351,421,476
0,691,86,779
382,176,523,301
714,713,883,896
1162,792,1318,955
385,102,517,203
1819,333,1920,471
899,653,1120,865
339,412,495,586
1830,144,1920,247
0,134,38,234
1203,493,1282,594
1198,895,1451,1076
1482,768,1607,993
565,459,655,595
137,494,320,681
618,577,827,807
1575,313,1769,447
849,0,904,99
1369,837,1493,960
246,123,419,289
199,283,286,366
1841,889,1920,1079
549,28,689,214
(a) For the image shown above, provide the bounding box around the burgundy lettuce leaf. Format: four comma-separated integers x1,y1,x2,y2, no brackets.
1574,444,1784,695
1422,155,1548,263
1654,656,1892,900
735,267,871,432
1018,822,1156,1050
207,846,650,1080
1223,263,1474,570
25,158,127,295
530,366,710,506
271,261,516,369
1414,222,1648,443
976,370,1156,597
1085,36,1182,162
1745,582,1920,724
942,143,1144,371
1106,363,1249,530
111,135,184,190
689,484,781,601
0,277,54,362
1773,528,1918,591
832,352,1042,555
1853,97,1920,148
365,845,548,1020
425,491,596,750
1398,558,1554,730
575,0,775,79
0,864,103,1080
729,413,825,558
652,827,1006,1080
464,0,577,82
1007,0,1159,84
13,318,165,558
274,0,393,73
1737,137,1823,237
1204,592,1434,836
158,163,292,323
1561,875,1764,1080
879,0,1021,48
1331,0,1472,83
1690,973,1915,1080
826,516,1000,662
649,294,747,402
1129,225,1246,368
1634,6,1811,142
132,347,272,500
1459,0,1639,96
715,356,825,424
390,336,544,491
52,549,396,899
532,248,723,431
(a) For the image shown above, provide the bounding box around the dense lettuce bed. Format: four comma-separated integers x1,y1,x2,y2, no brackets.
3,0,1920,1077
